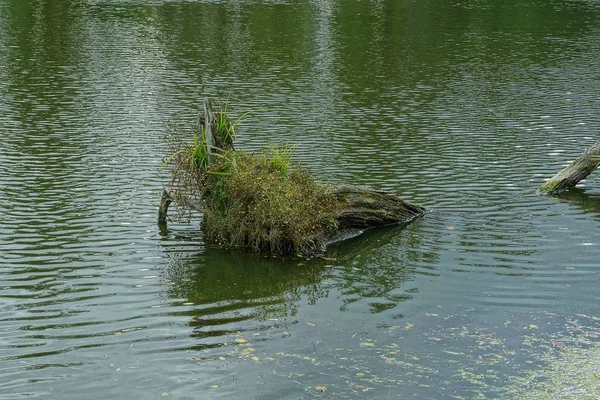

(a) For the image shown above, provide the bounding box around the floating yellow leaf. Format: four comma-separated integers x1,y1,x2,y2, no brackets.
235,338,248,344
360,342,375,347
356,372,365,377
314,385,326,392
240,347,256,357
404,322,414,330
447,226,455,230
161,391,169,397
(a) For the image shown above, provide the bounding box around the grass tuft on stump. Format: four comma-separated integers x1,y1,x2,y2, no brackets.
162,100,426,257
203,151,339,257
163,114,340,257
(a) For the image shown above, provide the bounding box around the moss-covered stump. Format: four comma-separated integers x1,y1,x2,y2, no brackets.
540,140,600,194
159,98,425,257
159,181,424,257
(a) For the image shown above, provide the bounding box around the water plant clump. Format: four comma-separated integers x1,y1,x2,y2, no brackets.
159,98,425,257
202,151,339,257
161,101,340,257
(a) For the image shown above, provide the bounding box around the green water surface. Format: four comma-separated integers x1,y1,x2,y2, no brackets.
1,1,599,398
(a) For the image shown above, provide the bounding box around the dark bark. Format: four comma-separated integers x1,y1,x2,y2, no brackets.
539,140,600,194
158,188,172,224
331,185,425,229
203,98,216,165
199,98,234,153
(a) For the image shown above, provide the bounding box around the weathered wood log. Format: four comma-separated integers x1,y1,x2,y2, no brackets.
203,98,216,165
539,140,600,194
158,188,172,224
199,98,234,152
332,185,425,229
158,184,425,234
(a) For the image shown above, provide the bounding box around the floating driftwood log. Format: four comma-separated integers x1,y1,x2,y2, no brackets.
159,99,425,257
539,140,600,194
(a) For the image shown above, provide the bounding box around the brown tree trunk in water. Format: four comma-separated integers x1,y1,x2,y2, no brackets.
539,140,600,194
158,189,172,224
203,98,216,165
331,185,425,229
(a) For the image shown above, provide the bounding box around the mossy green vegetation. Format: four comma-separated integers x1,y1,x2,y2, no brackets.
163,105,339,257
161,99,425,257
538,180,560,193
202,150,339,257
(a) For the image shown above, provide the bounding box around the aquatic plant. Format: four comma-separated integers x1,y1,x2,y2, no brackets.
162,107,339,257
213,98,250,149
265,143,298,177
202,150,339,256
159,99,425,257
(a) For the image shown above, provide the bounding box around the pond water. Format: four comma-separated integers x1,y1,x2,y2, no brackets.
1,0,600,398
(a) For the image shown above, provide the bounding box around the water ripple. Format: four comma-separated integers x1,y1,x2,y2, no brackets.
1,0,600,398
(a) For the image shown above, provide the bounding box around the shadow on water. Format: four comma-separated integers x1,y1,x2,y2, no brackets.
161,241,332,345
161,220,438,341
165,245,329,307
325,222,440,314
555,188,600,218
328,222,430,262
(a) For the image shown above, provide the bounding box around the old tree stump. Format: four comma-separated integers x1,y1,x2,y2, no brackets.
539,140,600,194
159,99,425,256
159,184,425,233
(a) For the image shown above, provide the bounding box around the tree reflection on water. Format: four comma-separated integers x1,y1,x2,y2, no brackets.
163,219,438,338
